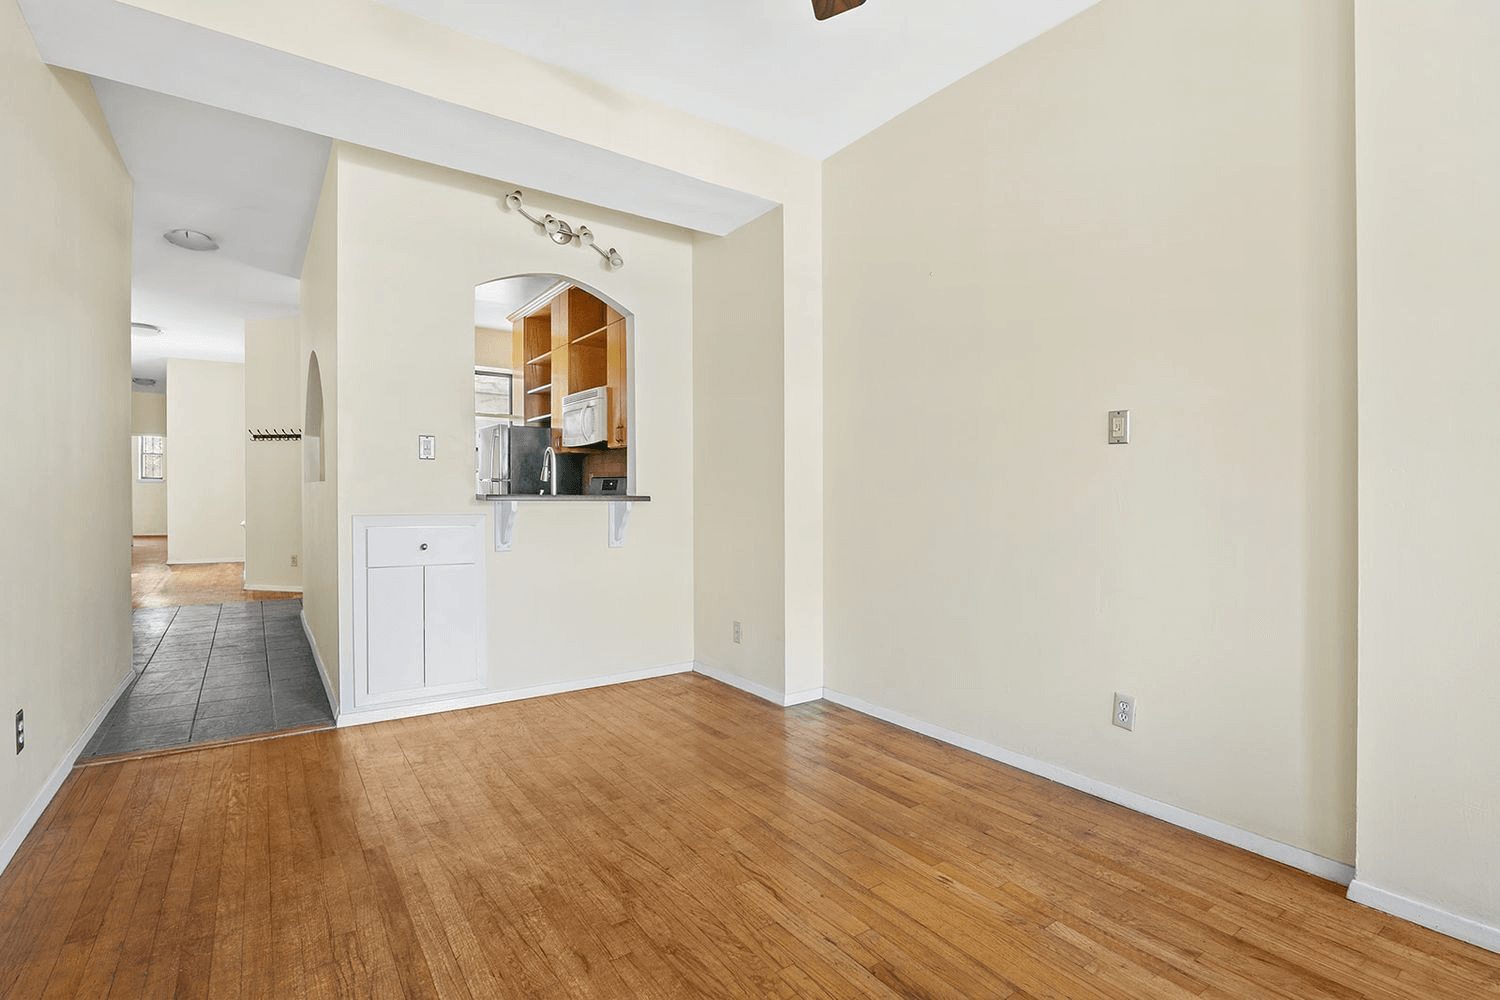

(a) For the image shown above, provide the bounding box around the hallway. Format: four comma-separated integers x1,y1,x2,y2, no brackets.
80,601,334,760
131,535,302,609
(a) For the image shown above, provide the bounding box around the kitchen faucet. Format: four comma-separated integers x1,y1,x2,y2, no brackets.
540,446,557,496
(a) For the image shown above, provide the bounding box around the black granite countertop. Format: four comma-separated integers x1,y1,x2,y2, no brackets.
476,494,651,502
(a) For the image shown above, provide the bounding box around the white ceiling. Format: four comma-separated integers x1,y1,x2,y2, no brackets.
22,0,777,238
475,275,565,331
21,0,1100,394
92,80,331,391
380,0,1103,158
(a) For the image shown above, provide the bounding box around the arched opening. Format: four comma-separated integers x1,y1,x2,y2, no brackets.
304,351,326,483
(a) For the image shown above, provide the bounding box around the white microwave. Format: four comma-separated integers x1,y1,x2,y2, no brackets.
561,386,609,447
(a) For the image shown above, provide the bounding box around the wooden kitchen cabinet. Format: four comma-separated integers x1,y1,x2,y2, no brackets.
513,312,554,430
508,283,629,458
605,311,628,448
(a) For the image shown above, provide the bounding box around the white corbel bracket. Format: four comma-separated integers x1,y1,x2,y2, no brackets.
608,501,632,548
488,498,637,550
492,501,519,552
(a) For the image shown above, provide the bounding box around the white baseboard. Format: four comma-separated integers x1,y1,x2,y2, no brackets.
784,686,825,706
300,610,339,718
166,555,246,566
692,662,825,708
820,687,1355,887
245,584,303,594
0,666,136,876
693,662,785,705
335,662,695,729
1348,879,1500,954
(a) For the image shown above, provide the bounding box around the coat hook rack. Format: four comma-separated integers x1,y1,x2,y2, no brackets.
248,428,303,442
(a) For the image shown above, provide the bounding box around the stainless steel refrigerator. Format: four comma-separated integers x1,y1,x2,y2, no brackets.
476,422,581,496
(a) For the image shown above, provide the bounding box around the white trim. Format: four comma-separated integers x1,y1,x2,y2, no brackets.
507,277,571,325
300,610,340,718
691,662,825,708
165,556,247,565
335,661,693,728
693,661,784,705
784,687,825,706
1347,879,1500,954
0,667,135,876
244,584,303,594
820,687,1356,887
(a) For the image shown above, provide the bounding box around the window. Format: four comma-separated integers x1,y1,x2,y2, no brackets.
138,435,165,481
474,367,514,434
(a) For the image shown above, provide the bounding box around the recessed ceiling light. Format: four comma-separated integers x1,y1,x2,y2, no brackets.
130,322,162,336
163,228,219,251
132,377,158,387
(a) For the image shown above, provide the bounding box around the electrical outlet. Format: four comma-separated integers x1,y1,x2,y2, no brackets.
290,554,298,567
732,620,743,645
1112,692,1136,731
15,709,23,754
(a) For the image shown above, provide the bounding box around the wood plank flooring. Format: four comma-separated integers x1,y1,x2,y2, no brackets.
132,536,301,609
2,674,1496,998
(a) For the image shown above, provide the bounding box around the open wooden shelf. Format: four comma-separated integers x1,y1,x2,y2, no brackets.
510,286,629,457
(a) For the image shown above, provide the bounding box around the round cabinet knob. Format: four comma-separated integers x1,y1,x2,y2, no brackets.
419,543,429,551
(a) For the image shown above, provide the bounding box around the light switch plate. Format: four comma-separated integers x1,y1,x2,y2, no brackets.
418,435,436,460
1108,410,1130,445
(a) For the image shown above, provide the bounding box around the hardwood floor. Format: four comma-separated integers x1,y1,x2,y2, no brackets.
2,674,1496,998
132,536,301,609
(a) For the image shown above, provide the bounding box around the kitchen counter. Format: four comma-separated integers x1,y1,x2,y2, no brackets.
476,494,651,502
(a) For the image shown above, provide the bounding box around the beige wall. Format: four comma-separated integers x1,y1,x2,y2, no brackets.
166,359,246,563
475,326,511,372
131,388,167,433
301,155,340,705
118,0,826,696
328,144,694,707
0,0,132,862
1354,1,1500,940
244,317,303,591
693,209,787,695
822,0,1357,864
131,391,167,535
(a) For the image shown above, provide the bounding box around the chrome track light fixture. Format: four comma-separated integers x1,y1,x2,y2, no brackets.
502,190,624,269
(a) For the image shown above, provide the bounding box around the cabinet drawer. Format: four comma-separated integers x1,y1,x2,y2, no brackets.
365,524,478,568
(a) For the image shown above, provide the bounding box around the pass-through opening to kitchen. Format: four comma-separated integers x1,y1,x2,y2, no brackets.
473,273,634,499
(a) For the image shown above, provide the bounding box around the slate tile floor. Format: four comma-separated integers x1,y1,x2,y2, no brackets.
82,600,334,759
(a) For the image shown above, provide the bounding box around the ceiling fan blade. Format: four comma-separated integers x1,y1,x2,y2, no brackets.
812,0,867,21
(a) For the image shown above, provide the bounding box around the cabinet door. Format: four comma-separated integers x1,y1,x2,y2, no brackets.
365,565,426,698
606,317,628,448
422,562,482,689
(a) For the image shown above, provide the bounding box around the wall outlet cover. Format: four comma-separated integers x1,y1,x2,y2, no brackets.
732,620,743,645
1112,692,1136,731
418,435,436,460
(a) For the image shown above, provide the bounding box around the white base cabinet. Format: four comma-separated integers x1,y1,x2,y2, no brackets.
353,515,486,707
